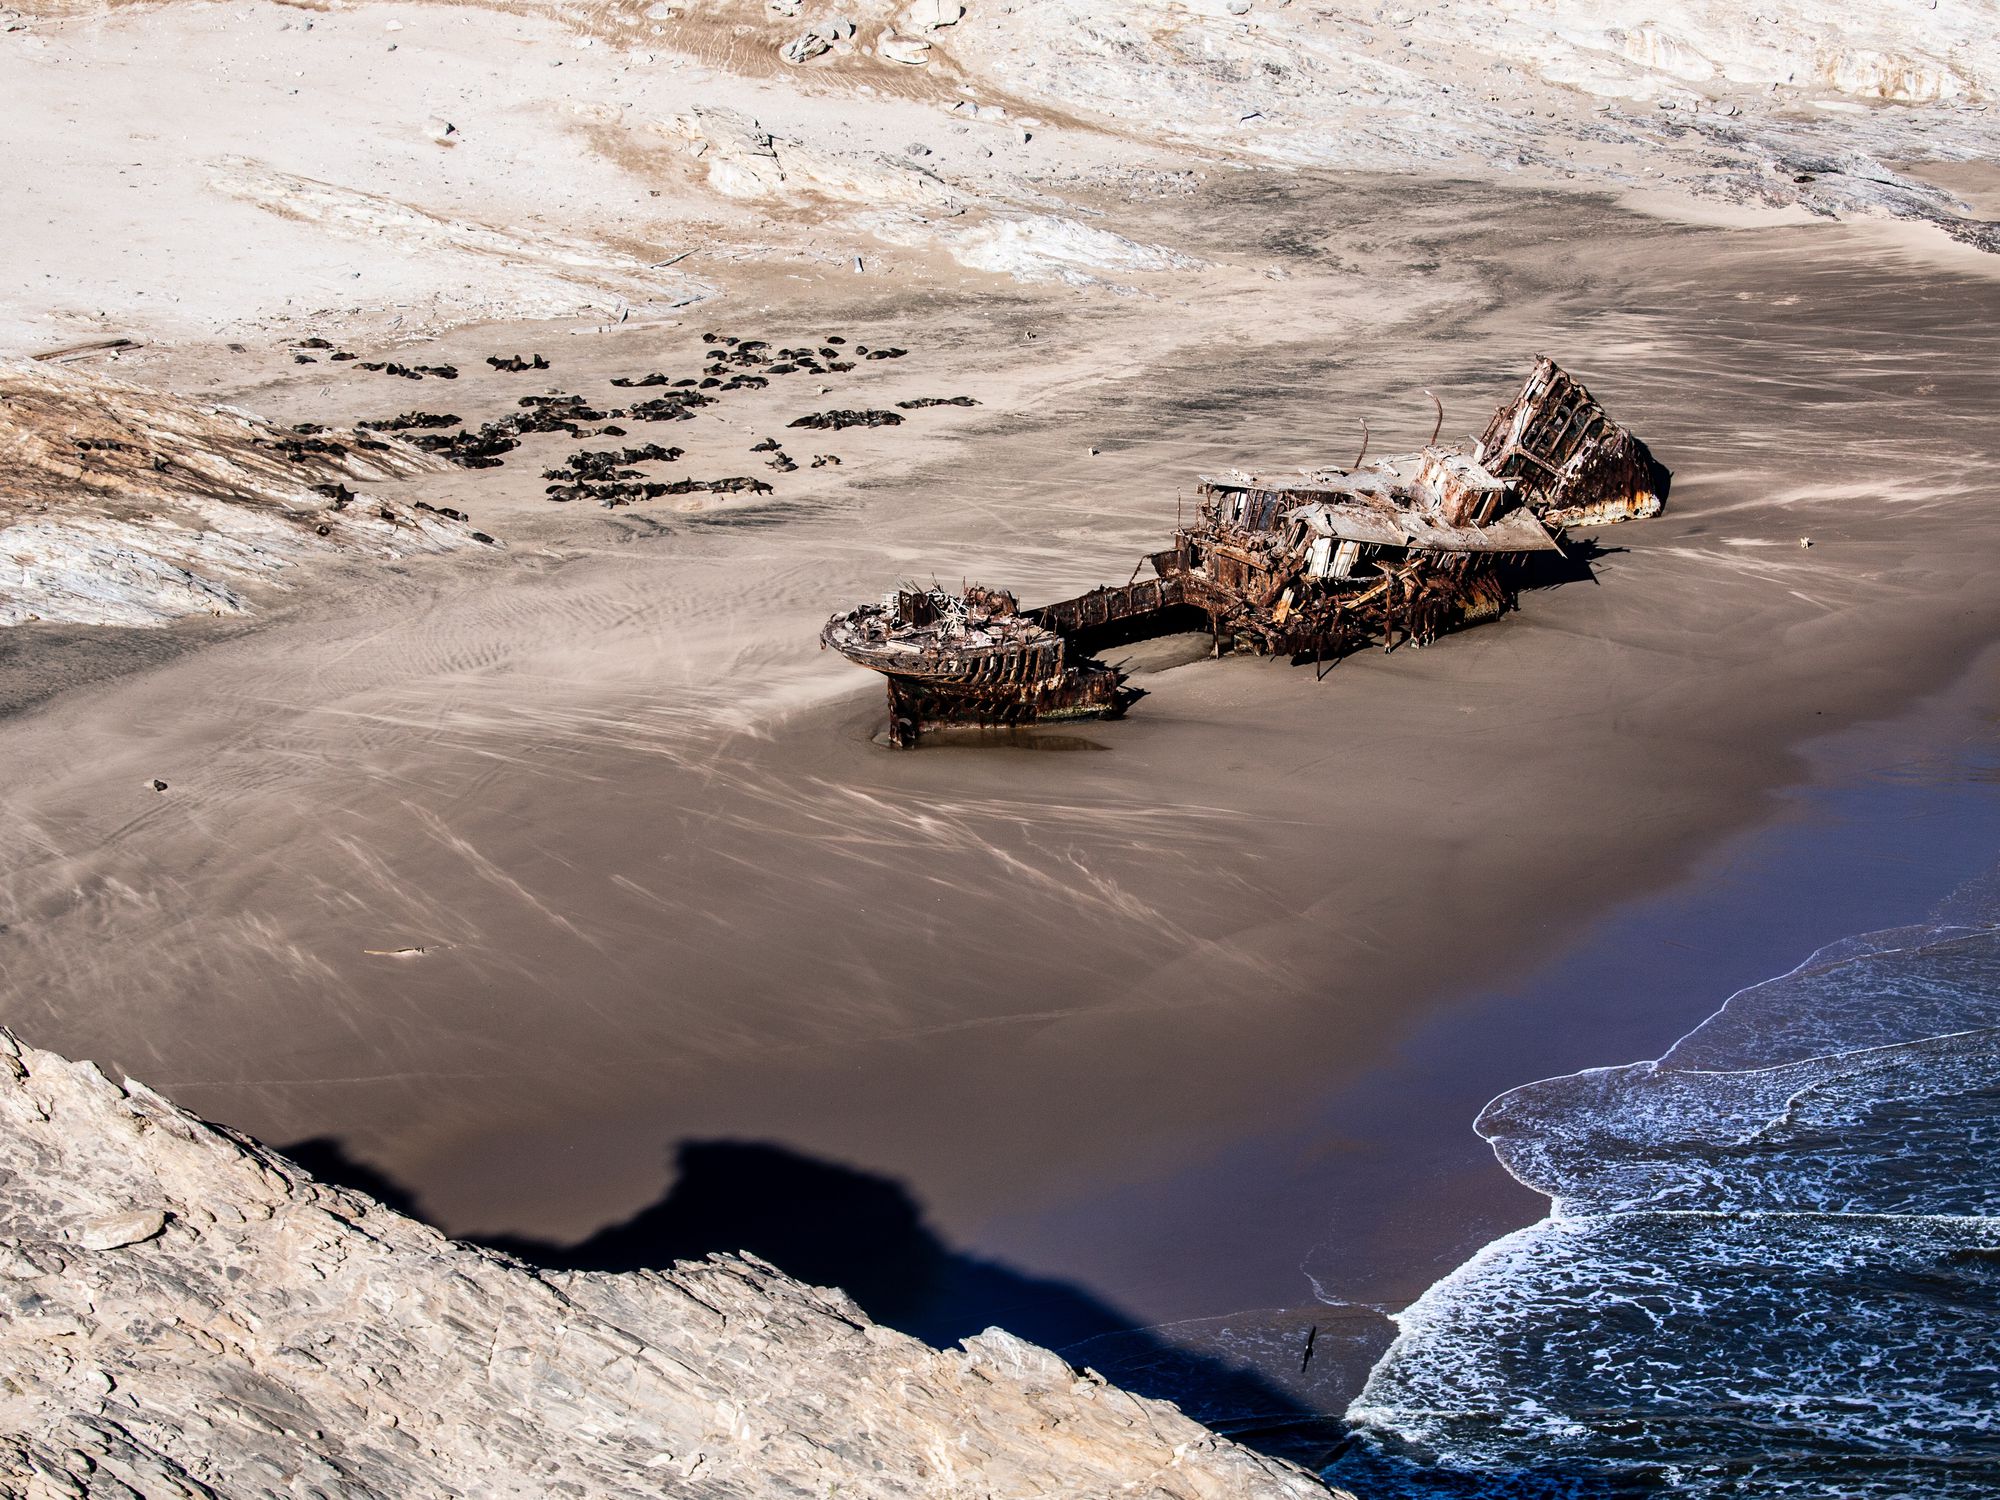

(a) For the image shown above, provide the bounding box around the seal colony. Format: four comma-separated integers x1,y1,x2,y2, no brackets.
822,358,1667,745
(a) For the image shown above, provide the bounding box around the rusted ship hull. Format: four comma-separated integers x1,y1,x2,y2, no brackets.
822,360,1666,745
819,587,1134,747
880,667,1125,747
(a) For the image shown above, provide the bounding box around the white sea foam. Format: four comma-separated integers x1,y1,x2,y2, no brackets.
1331,873,2000,1496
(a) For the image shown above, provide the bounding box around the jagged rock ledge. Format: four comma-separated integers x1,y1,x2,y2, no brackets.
1,357,483,629
0,1032,1338,1499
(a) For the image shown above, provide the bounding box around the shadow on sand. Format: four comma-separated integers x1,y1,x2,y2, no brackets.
283,1134,1347,1468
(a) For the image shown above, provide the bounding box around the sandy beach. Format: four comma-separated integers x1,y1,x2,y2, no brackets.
5,0,2000,1472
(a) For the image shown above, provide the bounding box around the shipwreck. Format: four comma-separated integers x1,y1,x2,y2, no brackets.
821,358,1667,746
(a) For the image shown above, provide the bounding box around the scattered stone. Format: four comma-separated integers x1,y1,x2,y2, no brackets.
878,31,931,66
780,30,830,64
902,0,964,28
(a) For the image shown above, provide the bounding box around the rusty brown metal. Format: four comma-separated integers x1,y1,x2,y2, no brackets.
820,361,1666,745
1476,356,1668,525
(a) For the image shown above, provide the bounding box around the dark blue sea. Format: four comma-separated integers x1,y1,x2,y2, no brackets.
1329,862,2000,1496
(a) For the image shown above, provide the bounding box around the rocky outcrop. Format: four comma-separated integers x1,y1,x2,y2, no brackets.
1,357,484,628
0,1032,1337,1499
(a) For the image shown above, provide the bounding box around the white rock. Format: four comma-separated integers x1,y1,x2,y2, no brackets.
901,0,963,29
780,30,830,63
878,30,931,65
76,1209,166,1251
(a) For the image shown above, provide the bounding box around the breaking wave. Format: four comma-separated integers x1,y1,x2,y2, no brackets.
1329,865,2000,1496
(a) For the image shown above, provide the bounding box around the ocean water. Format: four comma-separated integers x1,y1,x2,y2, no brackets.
1330,866,2000,1497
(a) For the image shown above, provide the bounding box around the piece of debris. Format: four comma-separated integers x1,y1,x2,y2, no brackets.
30,338,140,364
822,360,1668,745
789,409,904,430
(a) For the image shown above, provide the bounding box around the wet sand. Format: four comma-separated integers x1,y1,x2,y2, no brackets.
5,176,2000,1439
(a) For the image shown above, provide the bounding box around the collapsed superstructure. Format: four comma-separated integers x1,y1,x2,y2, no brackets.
821,358,1666,745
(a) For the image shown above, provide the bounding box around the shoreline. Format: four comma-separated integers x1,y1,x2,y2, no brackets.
1331,654,2000,1489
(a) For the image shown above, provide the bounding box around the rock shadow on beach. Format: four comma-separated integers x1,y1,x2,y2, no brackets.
285,1134,1350,1468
